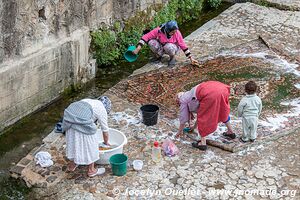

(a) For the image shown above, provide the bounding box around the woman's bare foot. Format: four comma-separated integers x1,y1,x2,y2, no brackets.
67,161,78,172
175,132,182,138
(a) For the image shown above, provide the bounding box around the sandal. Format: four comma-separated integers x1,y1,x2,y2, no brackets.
168,56,176,67
67,164,78,172
150,55,162,63
88,168,105,177
192,142,207,151
239,137,249,143
222,132,236,140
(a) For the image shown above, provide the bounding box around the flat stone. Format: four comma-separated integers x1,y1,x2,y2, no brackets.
83,182,94,191
46,176,57,183
248,178,257,184
35,182,47,188
10,165,25,175
49,166,61,172
264,170,279,178
224,184,236,190
41,170,50,177
266,178,275,185
245,194,255,200
237,185,245,190
74,175,87,184
228,172,238,180
238,179,248,184
255,171,264,179
18,158,32,166
61,166,67,172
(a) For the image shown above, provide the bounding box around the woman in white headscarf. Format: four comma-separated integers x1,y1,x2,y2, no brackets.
62,96,112,177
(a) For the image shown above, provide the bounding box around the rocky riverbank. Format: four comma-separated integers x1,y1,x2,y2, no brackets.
10,2,300,199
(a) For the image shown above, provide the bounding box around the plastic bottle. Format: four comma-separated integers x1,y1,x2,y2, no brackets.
152,141,161,163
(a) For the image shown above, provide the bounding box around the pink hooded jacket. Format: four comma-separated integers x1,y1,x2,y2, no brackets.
138,27,191,58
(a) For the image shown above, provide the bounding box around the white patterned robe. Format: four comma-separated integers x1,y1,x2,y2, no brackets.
66,99,109,165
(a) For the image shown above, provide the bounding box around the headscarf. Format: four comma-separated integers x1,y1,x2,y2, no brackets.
161,20,179,39
98,96,112,114
177,92,185,99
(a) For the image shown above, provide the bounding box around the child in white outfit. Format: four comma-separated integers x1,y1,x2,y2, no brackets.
238,81,262,142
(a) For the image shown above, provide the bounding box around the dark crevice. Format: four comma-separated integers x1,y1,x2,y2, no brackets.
38,6,47,20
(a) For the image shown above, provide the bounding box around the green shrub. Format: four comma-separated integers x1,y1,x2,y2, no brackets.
90,29,120,66
207,0,221,9
177,0,204,22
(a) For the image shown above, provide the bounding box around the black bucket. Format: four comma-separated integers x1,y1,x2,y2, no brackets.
140,104,159,126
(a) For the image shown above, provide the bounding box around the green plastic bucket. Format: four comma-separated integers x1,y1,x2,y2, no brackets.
109,154,128,176
124,45,138,62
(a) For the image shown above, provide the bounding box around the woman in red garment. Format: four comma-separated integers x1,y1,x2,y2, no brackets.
175,81,236,150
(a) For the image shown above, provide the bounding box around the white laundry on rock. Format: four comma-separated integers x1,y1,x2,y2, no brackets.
35,151,54,167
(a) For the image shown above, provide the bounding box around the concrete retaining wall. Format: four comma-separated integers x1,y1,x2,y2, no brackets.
0,0,168,131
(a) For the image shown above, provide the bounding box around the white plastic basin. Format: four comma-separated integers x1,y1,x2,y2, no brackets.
95,128,127,165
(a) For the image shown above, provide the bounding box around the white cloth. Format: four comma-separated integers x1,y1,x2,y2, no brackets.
35,151,54,167
66,129,101,165
81,99,109,132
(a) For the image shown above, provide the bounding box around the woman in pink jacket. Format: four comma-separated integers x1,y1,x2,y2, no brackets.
133,20,197,66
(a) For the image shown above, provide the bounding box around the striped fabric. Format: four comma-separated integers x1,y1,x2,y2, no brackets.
62,101,97,135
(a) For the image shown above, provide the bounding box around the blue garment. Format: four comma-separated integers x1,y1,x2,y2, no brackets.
54,119,63,133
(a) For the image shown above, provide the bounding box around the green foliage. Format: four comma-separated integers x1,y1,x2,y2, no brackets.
255,0,271,7
91,0,209,66
62,83,82,97
177,0,205,22
90,29,120,66
207,0,221,9
149,0,178,29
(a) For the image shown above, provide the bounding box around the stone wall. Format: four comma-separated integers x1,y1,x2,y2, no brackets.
0,0,168,131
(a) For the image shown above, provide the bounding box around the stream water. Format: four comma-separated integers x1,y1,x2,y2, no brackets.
0,3,232,199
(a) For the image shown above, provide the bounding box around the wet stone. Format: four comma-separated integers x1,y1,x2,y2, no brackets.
35,182,47,188
67,173,82,180
19,158,31,166
50,166,61,172
74,175,87,184
238,179,248,184
46,176,57,183
56,159,67,165
83,182,94,191
41,170,50,177
10,165,25,175
61,166,67,172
